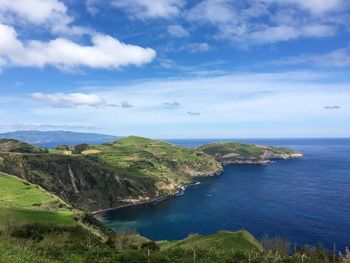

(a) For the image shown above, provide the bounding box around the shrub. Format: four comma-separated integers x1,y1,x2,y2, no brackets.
261,235,291,255
141,241,160,251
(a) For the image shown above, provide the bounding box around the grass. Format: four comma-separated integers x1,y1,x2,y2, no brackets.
0,172,76,228
0,238,58,263
159,230,262,252
86,136,222,191
198,142,299,159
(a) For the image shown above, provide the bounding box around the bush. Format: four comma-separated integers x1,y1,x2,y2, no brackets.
141,241,160,251
261,235,291,255
73,144,90,154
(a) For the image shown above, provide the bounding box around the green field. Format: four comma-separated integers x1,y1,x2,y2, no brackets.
0,172,76,228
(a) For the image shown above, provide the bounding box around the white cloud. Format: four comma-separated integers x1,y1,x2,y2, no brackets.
271,0,346,15
187,42,210,53
186,0,235,24
86,0,100,16
2,71,350,138
112,0,185,19
167,25,189,37
0,0,66,24
0,23,156,71
249,24,335,44
275,47,350,67
30,92,105,108
0,0,89,35
186,0,343,45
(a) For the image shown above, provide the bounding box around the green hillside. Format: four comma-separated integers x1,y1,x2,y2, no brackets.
0,172,76,228
0,136,222,212
199,142,302,164
0,139,48,154
159,230,262,252
91,136,222,188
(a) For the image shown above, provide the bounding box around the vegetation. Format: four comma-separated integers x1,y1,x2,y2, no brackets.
0,149,345,263
159,230,262,252
0,229,347,263
0,136,222,212
198,142,302,164
3,135,334,263
0,139,48,154
0,172,76,228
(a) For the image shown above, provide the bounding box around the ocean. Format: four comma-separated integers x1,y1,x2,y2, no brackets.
94,138,350,249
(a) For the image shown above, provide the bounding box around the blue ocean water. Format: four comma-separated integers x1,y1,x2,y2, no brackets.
96,138,350,249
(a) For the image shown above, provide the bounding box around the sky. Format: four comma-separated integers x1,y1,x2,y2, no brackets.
0,0,349,138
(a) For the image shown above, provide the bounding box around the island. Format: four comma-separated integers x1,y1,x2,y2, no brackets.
0,135,340,263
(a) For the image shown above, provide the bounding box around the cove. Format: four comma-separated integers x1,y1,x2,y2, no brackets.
96,138,350,249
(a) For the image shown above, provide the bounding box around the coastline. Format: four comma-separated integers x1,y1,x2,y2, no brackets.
92,154,303,217
92,173,220,216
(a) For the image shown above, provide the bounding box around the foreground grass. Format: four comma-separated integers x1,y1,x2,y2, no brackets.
0,172,76,228
159,230,262,252
0,233,343,263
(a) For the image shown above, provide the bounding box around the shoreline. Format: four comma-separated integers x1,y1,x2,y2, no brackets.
92,176,217,216
92,155,303,217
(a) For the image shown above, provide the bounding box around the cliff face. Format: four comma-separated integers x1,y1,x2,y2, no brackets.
0,137,222,212
0,153,159,211
198,142,303,165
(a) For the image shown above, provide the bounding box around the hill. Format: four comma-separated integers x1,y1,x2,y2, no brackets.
0,130,118,147
199,142,303,165
0,136,222,212
0,139,48,154
0,172,148,262
0,172,76,227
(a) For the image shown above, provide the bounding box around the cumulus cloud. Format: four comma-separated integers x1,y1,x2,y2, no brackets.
167,25,189,38
0,23,156,71
324,105,341,110
0,0,90,35
121,101,133,108
30,92,105,108
112,0,185,19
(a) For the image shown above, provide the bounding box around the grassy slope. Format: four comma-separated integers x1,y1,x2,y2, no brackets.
88,136,222,195
159,230,262,252
0,136,221,211
0,172,76,228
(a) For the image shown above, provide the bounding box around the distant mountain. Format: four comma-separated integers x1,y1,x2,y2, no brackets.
0,130,118,148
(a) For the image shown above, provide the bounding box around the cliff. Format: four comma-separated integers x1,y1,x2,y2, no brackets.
0,137,222,212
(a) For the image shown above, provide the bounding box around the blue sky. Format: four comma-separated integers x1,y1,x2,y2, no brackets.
0,0,349,138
